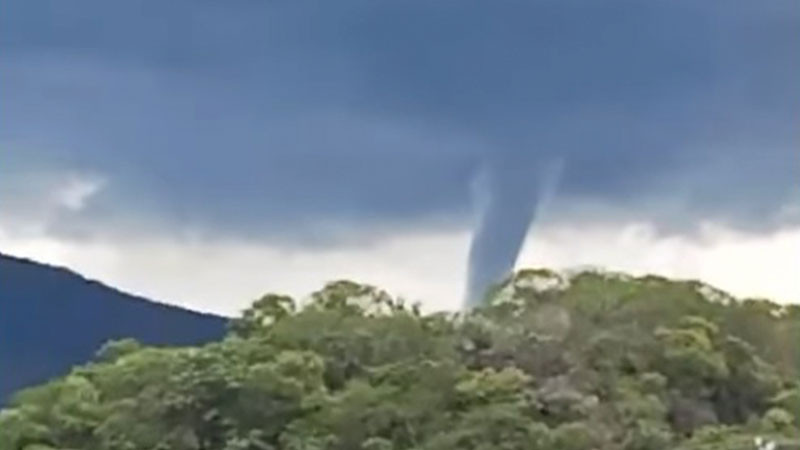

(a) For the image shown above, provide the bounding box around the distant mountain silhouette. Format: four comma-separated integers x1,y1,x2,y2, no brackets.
0,253,227,401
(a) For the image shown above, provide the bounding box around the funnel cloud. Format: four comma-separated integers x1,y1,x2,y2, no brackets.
465,158,564,307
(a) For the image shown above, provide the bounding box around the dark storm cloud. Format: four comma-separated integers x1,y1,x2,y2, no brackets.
1,0,798,241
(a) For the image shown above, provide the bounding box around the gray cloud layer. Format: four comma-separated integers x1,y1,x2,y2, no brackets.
2,0,798,243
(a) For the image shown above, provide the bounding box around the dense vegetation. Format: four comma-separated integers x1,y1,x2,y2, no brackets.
2,269,798,450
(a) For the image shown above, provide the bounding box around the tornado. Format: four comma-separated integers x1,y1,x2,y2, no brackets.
464,158,563,307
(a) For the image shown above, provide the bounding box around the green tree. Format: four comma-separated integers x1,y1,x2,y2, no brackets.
2,271,797,450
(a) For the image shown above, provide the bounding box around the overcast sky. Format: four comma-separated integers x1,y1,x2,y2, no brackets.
2,1,798,314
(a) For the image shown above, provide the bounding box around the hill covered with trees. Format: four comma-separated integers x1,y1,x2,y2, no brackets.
0,253,226,401
1,269,798,450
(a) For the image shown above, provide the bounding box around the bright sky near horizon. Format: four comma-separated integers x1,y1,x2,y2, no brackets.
2,1,798,314
2,194,798,315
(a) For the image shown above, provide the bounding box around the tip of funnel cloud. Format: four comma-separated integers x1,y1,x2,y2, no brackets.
463,157,565,308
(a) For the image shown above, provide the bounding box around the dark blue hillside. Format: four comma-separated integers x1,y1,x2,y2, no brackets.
0,253,227,401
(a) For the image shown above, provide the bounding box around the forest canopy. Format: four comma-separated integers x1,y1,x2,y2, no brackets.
2,269,798,450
